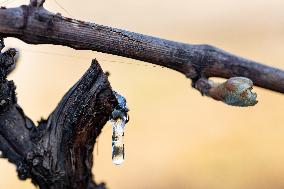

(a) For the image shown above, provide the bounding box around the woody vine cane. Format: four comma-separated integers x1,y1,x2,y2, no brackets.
0,0,283,189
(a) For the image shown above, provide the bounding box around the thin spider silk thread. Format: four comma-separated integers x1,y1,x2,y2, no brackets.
45,1,163,69
21,49,161,68
52,0,73,17
1,0,159,68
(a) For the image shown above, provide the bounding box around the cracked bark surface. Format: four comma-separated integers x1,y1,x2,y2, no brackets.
0,3,283,94
0,46,116,188
0,1,283,189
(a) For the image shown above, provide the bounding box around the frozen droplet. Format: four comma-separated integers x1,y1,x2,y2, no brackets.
112,117,126,165
110,91,129,165
0,150,3,158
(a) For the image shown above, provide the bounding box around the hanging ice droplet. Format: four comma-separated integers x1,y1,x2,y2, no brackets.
111,117,126,165
110,91,129,165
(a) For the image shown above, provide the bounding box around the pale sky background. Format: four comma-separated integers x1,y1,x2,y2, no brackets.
0,0,284,189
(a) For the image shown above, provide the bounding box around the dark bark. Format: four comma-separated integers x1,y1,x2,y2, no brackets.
0,1,283,189
0,44,116,188
0,4,283,94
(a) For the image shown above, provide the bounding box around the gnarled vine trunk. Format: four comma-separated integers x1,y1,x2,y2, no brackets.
0,0,283,188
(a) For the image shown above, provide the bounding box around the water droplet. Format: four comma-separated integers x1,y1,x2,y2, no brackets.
111,118,126,165
110,91,129,165
0,150,3,158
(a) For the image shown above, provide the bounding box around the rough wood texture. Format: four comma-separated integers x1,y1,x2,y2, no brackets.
0,1,284,189
0,43,116,188
0,4,283,94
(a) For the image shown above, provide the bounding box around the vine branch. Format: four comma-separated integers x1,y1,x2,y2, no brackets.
0,40,116,188
0,1,283,189
0,2,282,97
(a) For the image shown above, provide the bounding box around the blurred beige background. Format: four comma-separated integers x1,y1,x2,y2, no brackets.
1,0,284,188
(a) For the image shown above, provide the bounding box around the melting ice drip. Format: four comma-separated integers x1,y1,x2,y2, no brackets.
110,91,129,165
111,117,127,165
